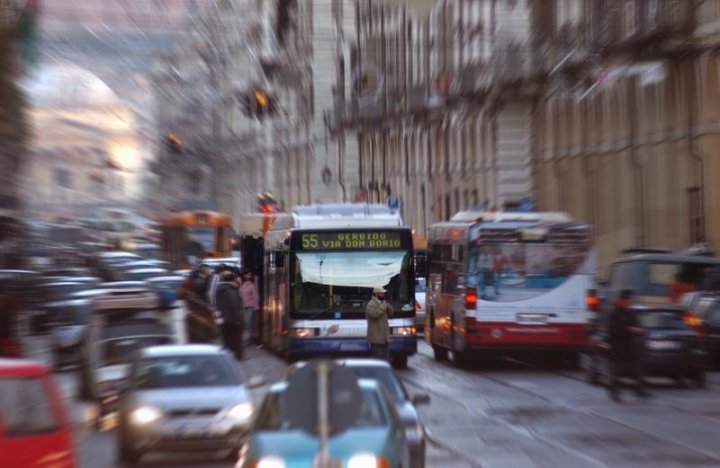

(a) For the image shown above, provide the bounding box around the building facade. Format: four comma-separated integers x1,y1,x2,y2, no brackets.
329,0,545,233
327,0,720,276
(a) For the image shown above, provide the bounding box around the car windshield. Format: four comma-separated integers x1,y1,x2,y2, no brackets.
54,305,91,325
345,366,408,404
100,335,172,366
639,311,689,329
291,251,413,314
133,355,240,389
256,387,387,431
0,377,58,436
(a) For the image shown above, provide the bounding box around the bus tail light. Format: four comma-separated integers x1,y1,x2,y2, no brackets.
586,289,600,312
465,288,477,310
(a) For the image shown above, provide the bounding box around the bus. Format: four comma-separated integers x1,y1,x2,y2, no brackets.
426,211,595,367
160,210,235,269
262,204,417,367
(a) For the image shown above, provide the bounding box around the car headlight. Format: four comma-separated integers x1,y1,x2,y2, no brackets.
347,453,390,468
130,406,163,425
226,403,254,422
255,456,286,468
392,326,416,336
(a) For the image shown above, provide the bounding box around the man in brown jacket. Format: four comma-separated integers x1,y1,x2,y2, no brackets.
366,286,393,361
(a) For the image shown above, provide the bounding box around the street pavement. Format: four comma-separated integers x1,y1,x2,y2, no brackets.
42,338,720,468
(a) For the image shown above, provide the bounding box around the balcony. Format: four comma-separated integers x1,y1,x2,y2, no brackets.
490,42,553,86
588,0,697,55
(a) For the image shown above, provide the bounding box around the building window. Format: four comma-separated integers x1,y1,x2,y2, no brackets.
688,187,705,243
445,193,451,221
53,168,72,189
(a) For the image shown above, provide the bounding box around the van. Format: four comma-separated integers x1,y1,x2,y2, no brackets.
77,286,187,416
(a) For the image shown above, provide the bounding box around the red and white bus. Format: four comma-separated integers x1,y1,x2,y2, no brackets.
425,211,595,366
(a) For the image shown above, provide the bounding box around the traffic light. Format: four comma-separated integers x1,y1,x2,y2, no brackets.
240,89,277,120
165,133,183,154
257,192,278,213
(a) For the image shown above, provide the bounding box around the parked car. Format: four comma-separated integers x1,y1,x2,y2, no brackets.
47,299,94,370
0,359,76,467
117,344,261,464
122,268,170,282
584,305,707,388
237,379,410,468
286,358,430,468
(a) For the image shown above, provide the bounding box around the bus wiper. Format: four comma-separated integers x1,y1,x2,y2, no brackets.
305,307,335,321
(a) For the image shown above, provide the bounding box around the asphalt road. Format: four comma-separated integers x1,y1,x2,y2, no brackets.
48,340,720,468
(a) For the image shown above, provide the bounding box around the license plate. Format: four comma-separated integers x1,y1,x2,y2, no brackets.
176,423,212,437
647,340,679,350
517,313,548,324
340,342,367,351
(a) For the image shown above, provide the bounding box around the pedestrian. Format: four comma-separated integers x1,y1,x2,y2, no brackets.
366,286,393,362
192,264,210,300
492,248,508,296
207,264,230,308
607,289,649,402
238,269,259,345
215,272,245,360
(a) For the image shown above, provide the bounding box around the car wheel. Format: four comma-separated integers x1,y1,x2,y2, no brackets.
432,345,448,362
391,355,408,369
693,370,707,389
451,349,470,369
118,429,142,465
586,356,600,386
674,376,686,388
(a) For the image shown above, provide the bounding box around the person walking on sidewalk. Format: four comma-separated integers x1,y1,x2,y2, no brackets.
366,286,393,362
607,289,649,402
238,269,259,345
215,273,245,360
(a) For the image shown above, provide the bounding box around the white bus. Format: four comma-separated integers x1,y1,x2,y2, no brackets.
262,204,417,368
426,211,595,367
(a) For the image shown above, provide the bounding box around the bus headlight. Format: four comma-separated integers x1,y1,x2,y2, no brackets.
392,326,416,336
290,328,317,338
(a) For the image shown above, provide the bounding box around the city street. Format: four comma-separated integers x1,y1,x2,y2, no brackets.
39,339,720,468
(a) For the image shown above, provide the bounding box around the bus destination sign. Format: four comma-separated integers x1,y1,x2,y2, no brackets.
298,231,403,250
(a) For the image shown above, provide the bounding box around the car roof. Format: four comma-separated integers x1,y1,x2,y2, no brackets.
613,253,720,266
631,304,686,312
272,375,381,393
0,358,49,376
139,344,226,358
99,251,140,258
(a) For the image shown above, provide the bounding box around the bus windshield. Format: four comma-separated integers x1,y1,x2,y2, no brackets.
292,250,413,314
188,226,216,252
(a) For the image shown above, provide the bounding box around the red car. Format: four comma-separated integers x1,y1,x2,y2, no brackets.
0,359,76,468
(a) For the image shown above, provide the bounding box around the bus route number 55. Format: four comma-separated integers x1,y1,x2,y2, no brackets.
302,234,318,249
